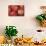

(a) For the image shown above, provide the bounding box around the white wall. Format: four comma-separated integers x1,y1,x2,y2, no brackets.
0,0,46,40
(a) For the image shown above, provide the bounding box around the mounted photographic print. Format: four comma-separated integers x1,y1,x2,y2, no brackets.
8,5,24,16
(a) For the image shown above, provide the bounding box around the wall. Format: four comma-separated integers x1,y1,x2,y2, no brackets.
0,0,46,41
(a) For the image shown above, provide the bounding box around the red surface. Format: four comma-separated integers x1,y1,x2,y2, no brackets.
8,5,24,16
